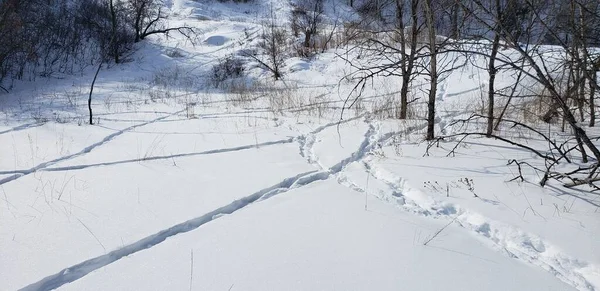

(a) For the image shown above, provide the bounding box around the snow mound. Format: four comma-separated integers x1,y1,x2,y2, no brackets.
204,35,229,46
287,58,310,72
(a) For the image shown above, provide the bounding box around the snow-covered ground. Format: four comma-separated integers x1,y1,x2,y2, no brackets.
1,0,599,290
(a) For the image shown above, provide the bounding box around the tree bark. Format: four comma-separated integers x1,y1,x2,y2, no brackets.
89,61,102,125
396,0,408,119
399,0,420,120
110,0,119,64
494,64,524,130
487,31,500,137
424,0,436,140
450,1,459,39
578,3,596,127
590,69,596,127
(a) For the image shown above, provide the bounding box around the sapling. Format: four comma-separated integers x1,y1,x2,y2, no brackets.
458,177,478,198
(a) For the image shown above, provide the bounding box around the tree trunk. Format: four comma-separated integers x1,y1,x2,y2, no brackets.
396,0,408,119
590,70,596,127
578,3,595,127
406,0,420,119
400,75,410,119
494,64,524,130
571,0,584,123
424,0,436,140
109,0,119,64
303,30,311,48
487,31,500,137
134,2,146,43
89,61,102,125
396,0,419,120
575,133,589,163
450,3,459,39
576,67,585,122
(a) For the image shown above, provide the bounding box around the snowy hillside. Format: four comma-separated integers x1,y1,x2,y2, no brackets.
1,0,599,291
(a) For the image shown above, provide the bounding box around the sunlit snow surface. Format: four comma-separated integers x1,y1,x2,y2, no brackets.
0,0,598,290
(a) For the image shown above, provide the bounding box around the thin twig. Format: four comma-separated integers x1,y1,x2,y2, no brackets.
423,216,458,246
189,249,194,291
76,217,106,252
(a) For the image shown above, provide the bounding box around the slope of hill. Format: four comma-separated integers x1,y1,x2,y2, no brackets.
1,1,599,290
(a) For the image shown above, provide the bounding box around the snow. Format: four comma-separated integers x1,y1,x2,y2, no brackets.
204,35,230,46
55,180,575,291
1,0,599,290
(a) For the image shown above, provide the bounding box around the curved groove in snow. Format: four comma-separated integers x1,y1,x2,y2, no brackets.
0,110,184,185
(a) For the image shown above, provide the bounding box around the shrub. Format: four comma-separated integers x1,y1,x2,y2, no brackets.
211,56,245,89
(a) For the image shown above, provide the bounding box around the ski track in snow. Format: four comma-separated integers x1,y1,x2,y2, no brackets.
4,113,366,174
43,137,296,172
297,114,366,166
0,110,184,185
265,97,600,291
18,116,386,291
13,72,599,291
0,122,45,135
18,170,329,291
17,109,600,291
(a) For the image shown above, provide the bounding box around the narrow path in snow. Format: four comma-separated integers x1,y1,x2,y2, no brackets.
19,170,329,291
21,114,365,173
0,110,184,185
19,118,383,291
300,115,599,291
19,109,599,291
43,137,296,172
297,114,366,165
0,122,45,135
361,161,598,291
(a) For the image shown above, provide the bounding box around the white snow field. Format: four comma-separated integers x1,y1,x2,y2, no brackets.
1,0,600,290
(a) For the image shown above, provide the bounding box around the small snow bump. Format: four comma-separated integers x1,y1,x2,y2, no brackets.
204,35,229,46
287,59,310,72
476,222,491,237
522,237,547,253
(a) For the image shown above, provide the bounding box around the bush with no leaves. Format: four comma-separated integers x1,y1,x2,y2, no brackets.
211,56,245,88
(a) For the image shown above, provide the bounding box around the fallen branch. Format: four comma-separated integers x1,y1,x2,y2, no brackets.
452,113,568,161
563,177,600,188
433,132,557,162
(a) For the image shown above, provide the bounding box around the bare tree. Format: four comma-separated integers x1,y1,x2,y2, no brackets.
126,0,193,42
421,0,466,140
0,0,197,92
426,0,600,191
245,6,287,80
110,0,121,63
338,0,426,120
396,0,422,119
485,0,502,137
88,61,103,125
0,0,22,86
291,0,325,51
423,0,439,140
340,0,465,134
